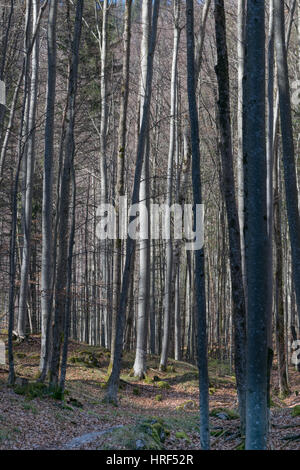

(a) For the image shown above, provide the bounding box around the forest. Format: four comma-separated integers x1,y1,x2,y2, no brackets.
0,0,299,452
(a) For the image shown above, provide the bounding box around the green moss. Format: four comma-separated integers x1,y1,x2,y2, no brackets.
155,394,162,402
156,381,170,390
105,424,163,450
143,375,153,384
176,400,197,411
138,417,170,446
48,385,64,401
175,431,190,442
235,439,245,450
210,429,224,437
291,405,300,417
14,382,47,400
30,354,40,360
210,407,239,420
69,356,81,364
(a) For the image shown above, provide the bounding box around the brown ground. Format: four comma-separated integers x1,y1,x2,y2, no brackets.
0,335,299,450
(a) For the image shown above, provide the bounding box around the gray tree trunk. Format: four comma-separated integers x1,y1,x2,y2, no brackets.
237,0,246,299
40,0,58,380
244,0,269,450
133,0,152,379
159,0,180,372
186,0,210,450
105,0,160,404
17,0,40,339
214,0,247,435
50,0,84,388
110,0,132,371
274,0,300,329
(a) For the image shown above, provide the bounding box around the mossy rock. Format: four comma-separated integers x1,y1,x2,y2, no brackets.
175,431,190,442
69,352,100,368
209,387,216,395
176,400,197,411
155,394,163,402
143,375,154,384
210,407,239,420
138,417,170,446
104,419,169,450
69,356,82,364
291,405,300,417
14,381,47,400
156,381,170,390
66,397,83,408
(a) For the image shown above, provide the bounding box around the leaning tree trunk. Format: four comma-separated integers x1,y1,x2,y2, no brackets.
214,0,247,435
274,139,290,397
50,0,84,388
104,0,160,405
244,0,269,450
186,0,210,451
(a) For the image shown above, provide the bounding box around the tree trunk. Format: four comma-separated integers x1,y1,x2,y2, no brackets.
186,0,210,450
274,0,300,330
17,0,40,339
133,0,152,379
214,0,247,435
50,0,83,388
244,0,269,450
159,0,180,372
40,0,58,380
104,0,160,404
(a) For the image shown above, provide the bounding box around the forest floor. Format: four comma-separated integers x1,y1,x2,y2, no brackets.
0,335,299,450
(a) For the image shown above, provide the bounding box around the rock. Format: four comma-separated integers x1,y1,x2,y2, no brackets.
135,439,146,450
216,412,229,420
15,377,29,387
67,397,83,408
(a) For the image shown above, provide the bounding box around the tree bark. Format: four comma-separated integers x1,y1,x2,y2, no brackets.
243,0,269,450
214,0,247,435
104,0,160,404
186,0,210,450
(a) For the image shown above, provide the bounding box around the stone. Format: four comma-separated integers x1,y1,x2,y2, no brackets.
135,439,146,450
